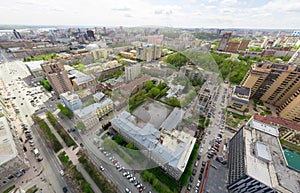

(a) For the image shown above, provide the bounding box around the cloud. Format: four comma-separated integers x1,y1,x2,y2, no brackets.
111,7,131,11
154,5,181,16
124,13,132,18
221,0,238,5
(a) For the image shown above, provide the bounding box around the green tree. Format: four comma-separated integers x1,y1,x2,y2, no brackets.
144,80,154,91
164,52,188,68
167,97,181,107
125,142,134,149
149,87,160,98
40,79,53,91
57,103,73,118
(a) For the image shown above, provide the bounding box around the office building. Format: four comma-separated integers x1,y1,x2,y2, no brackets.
218,32,231,51
241,62,300,121
229,86,251,113
288,48,300,65
110,110,196,180
41,62,74,95
13,29,22,39
238,39,250,51
125,63,141,81
227,115,300,193
225,41,240,53
136,44,161,62
74,98,113,129
60,91,82,111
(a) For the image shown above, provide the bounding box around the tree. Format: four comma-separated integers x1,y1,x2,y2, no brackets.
144,80,154,91
125,142,134,149
164,52,188,68
167,97,181,107
40,79,53,91
149,87,160,98
57,103,73,118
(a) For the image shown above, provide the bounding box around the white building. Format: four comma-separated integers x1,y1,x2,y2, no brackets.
125,63,141,81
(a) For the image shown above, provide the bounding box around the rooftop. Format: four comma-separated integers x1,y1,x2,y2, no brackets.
233,85,250,98
160,107,184,131
243,117,300,193
74,98,112,119
247,116,279,137
60,91,80,102
204,159,228,193
69,69,95,85
110,111,196,172
121,75,151,92
25,60,44,71
254,114,300,132
0,117,18,165
93,92,105,101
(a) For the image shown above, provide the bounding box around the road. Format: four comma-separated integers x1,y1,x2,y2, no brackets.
0,50,71,193
55,113,154,193
183,82,234,193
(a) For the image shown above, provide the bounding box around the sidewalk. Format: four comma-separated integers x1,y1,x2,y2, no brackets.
76,164,102,193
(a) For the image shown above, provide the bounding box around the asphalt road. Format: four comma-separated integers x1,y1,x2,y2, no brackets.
0,51,71,193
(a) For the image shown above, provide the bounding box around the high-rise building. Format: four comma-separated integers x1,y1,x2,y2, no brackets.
241,62,300,121
13,29,22,39
288,48,300,65
238,39,250,51
125,63,141,81
41,62,74,95
136,44,161,62
226,41,240,53
218,32,231,51
86,30,95,40
227,116,300,193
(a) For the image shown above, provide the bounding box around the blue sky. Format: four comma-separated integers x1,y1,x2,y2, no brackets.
1,0,300,28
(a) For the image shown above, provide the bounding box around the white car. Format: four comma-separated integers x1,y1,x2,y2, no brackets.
59,169,64,176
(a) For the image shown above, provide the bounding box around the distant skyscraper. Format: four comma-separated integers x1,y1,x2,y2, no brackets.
87,30,95,40
13,29,22,39
41,62,74,95
218,32,231,51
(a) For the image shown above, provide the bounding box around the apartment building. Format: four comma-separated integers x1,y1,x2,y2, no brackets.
288,48,300,65
60,91,82,111
136,44,161,62
241,62,300,121
41,62,74,95
125,63,141,81
218,32,231,51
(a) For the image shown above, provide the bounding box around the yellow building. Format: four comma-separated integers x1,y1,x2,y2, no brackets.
241,62,300,122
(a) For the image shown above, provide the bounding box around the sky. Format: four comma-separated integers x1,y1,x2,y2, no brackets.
1,0,300,29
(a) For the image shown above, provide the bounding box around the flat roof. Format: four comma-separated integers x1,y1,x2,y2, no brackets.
0,117,18,165
160,107,184,131
74,98,112,119
69,69,95,85
110,111,196,172
25,60,44,71
247,117,279,137
204,159,228,193
255,142,271,162
93,92,105,101
233,85,250,97
60,91,80,102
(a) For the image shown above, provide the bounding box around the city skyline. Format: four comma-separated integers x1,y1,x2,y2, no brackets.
1,0,300,29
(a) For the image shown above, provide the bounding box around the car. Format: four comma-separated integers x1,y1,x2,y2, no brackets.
129,177,136,182
189,176,194,183
137,184,143,188
202,161,206,167
127,174,133,179
197,155,201,160
125,188,131,193
200,167,204,173
187,184,192,191
60,170,64,176
80,143,84,147
99,166,105,171
198,173,202,180
134,181,140,186
192,169,197,176
62,187,68,193
20,103,23,105
37,157,43,162
194,160,199,167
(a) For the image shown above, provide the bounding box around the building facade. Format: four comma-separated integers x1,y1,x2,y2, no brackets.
229,86,251,112
241,62,300,122
60,91,82,111
288,48,300,65
136,44,161,62
125,63,141,81
41,62,74,95
218,32,231,51
226,41,240,53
